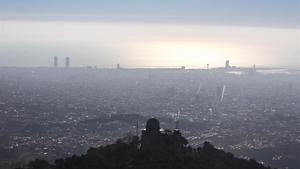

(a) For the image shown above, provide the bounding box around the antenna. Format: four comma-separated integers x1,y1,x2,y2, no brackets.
196,83,202,95
175,109,181,130
135,119,139,136
220,85,226,103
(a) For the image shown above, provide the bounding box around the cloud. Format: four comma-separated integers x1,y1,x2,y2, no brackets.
1,21,299,67
0,0,299,28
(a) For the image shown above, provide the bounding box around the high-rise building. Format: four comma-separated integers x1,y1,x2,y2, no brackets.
117,64,121,69
253,64,256,73
54,56,58,68
65,57,70,68
225,60,230,68
207,64,210,70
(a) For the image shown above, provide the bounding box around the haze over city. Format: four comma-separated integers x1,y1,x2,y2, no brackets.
1,0,299,68
0,1,300,169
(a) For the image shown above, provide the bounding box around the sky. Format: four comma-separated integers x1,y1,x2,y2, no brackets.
0,0,299,68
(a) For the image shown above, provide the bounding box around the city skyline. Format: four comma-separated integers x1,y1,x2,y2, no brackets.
0,1,299,169
0,0,299,67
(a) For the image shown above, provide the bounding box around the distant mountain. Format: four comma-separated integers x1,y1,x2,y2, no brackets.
17,118,273,169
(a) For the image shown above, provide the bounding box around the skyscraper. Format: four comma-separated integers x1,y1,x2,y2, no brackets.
253,64,256,73
54,56,58,68
65,57,70,68
225,60,230,68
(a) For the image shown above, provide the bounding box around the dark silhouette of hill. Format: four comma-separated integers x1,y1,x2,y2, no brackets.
17,118,273,169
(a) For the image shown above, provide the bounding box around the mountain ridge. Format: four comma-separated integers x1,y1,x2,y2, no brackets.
17,118,274,169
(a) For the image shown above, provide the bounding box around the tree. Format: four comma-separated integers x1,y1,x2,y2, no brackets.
28,159,51,169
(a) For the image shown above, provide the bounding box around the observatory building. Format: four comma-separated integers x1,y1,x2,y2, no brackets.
141,118,188,150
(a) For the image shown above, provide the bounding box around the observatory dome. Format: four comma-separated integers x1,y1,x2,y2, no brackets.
146,118,160,132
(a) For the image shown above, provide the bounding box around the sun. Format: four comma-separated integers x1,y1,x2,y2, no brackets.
134,41,234,68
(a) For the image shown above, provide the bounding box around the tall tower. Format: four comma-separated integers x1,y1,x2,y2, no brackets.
253,64,256,73
135,120,139,136
175,109,181,130
65,57,70,68
225,60,230,68
216,85,226,103
117,64,121,69
54,56,58,68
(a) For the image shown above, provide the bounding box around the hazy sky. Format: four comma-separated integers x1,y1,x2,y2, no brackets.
0,0,299,67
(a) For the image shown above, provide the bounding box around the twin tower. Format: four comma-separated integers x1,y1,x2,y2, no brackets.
53,56,70,68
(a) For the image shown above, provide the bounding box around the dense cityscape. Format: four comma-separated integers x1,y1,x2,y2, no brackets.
0,65,299,169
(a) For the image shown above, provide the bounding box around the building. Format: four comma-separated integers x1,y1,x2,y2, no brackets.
225,60,230,68
65,57,70,68
54,56,58,68
141,118,188,151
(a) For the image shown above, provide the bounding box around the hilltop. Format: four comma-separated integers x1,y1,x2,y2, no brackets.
17,118,272,169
